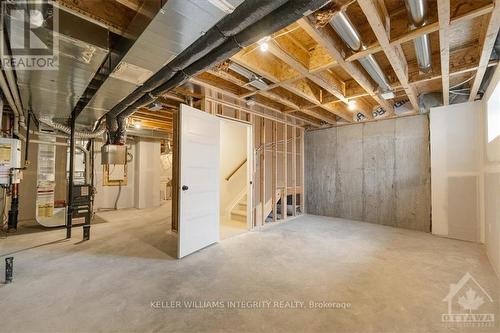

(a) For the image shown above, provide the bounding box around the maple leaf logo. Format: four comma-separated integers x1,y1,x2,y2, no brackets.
458,288,484,313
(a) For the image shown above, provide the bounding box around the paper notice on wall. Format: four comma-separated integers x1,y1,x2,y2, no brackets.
0,144,11,164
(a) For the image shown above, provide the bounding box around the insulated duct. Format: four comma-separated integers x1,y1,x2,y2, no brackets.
228,62,269,90
106,0,331,144
404,0,432,73
329,11,392,94
106,0,288,139
38,118,106,139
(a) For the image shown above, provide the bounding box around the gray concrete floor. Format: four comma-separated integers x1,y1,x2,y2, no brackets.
0,206,498,333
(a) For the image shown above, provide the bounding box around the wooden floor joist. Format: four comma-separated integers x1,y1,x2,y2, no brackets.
438,0,451,105
358,0,419,112
345,2,495,63
469,0,500,101
298,18,395,116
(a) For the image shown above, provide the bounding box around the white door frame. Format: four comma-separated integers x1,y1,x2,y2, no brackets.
217,116,253,230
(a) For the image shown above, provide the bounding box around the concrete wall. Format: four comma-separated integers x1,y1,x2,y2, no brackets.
305,115,431,232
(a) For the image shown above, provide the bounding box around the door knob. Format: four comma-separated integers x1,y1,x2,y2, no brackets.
182,185,189,191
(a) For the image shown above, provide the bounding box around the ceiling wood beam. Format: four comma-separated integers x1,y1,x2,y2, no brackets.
298,17,395,116
231,53,344,124
345,3,495,63
208,63,313,115
189,78,320,128
267,41,347,103
115,0,142,12
56,0,136,35
283,79,353,122
438,0,451,105
469,0,500,101
358,0,419,112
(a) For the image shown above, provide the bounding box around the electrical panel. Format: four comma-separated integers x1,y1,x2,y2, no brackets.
0,138,22,185
101,144,127,165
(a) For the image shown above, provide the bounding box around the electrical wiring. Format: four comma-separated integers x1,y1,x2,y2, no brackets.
450,75,475,90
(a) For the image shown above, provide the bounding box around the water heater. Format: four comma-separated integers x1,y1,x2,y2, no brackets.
0,138,22,184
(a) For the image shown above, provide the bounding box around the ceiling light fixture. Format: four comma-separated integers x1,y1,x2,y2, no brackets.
134,121,142,129
208,0,236,14
347,100,357,111
258,36,271,52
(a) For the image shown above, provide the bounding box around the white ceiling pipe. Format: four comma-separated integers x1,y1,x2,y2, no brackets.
2,35,24,119
0,68,20,134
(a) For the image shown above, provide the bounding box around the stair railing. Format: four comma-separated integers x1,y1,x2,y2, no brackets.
225,158,247,181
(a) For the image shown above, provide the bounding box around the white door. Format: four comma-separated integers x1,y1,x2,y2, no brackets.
178,104,220,258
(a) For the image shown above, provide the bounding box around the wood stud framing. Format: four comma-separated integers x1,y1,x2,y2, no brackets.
291,127,297,217
438,0,450,105
272,122,278,222
283,123,288,222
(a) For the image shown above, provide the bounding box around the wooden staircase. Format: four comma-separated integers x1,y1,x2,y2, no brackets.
230,193,247,222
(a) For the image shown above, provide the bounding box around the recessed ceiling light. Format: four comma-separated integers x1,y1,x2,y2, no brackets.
134,121,142,129
347,100,357,111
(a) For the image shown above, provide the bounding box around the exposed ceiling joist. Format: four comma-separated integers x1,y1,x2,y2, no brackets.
358,0,419,112
345,2,495,63
298,17,395,116
231,52,350,123
56,0,137,35
438,0,451,105
267,41,347,103
188,79,320,128
469,0,500,101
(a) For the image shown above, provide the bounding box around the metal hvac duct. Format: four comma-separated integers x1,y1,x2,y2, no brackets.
329,11,392,94
404,0,432,73
229,62,269,90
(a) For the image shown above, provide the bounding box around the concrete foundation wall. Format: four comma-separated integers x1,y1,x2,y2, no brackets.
305,115,431,232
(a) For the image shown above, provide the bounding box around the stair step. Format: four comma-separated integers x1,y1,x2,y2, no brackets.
231,209,247,222
232,209,246,216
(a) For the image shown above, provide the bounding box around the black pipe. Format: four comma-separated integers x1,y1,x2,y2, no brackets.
7,183,18,231
5,257,13,283
66,114,76,239
24,112,30,165
122,0,328,114
108,0,331,143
